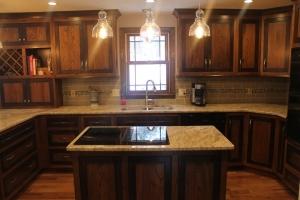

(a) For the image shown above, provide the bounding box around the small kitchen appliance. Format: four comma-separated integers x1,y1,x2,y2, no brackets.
191,83,206,106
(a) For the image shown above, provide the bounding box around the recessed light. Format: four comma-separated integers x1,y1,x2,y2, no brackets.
145,0,155,3
244,0,253,3
48,0,56,6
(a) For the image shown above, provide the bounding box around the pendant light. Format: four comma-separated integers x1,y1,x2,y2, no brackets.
189,2,210,39
0,41,3,49
92,10,113,39
140,9,161,42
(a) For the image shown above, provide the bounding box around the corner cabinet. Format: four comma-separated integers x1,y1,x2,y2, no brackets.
261,12,292,76
174,10,234,76
54,10,120,77
0,78,54,107
245,114,276,172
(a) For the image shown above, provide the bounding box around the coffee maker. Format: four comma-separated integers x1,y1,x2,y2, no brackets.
191,83,206,106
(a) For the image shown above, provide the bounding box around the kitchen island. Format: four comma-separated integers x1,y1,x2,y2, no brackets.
67,126,234,200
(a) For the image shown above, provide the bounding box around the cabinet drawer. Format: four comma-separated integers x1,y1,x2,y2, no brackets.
116,115,180,126
4,156,38,197
82,116,112,127
284,169,300,193
0,121,34,149
286,144,300,172
50,150,72,164
47,116,79,128
1,135,35,171
48,131,76,146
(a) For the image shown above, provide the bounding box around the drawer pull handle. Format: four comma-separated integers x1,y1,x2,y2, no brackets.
5,154,16,161
9,177,18,185
63,155,71,159
25,142,33,148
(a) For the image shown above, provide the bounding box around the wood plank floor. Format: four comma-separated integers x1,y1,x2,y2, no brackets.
18,171,297,200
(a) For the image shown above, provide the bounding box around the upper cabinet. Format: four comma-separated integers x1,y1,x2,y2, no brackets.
292,0,300,47
174,7,292,77
53,10,120,77
238,18,260,73
175,10,234,76
0,23,50,46
261,12,292,76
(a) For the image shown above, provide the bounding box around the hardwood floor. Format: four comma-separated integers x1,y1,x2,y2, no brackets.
17,171,297,200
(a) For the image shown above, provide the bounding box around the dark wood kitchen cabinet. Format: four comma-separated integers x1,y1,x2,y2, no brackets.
115,114,180,126
238,18,260,73
46,116,80,169
0,78,54,107
292,0,300,46
0,120,39,200
225,114,244,167
54,11,120,77
283,139,300,194
261,12,292,76
0,23,50,46
174,10,234,76
245,114,276,172
207,17,234,72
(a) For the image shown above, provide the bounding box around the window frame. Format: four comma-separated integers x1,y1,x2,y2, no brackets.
120,27,175,99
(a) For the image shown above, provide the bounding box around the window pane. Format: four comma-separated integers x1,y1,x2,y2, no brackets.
160,41,166,60
130,42,135,61
160,64,167,85
129,65,136,85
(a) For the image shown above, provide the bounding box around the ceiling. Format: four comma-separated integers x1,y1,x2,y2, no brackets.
0,0,292,13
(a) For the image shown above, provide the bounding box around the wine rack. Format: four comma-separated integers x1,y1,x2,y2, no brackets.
0,49,24,76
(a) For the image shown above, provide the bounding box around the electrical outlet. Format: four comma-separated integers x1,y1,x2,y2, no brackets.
70,90,76,97
178,89,187,97
112,89,120,97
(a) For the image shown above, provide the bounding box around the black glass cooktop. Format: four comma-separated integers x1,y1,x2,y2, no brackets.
75,126,169,145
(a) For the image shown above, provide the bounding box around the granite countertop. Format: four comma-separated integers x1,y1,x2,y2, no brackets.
66,126,234,152
0,103,288,133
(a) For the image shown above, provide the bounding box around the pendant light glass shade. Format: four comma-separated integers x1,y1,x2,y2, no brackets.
140,9,161,42
92,10,113,39
189,9,210,39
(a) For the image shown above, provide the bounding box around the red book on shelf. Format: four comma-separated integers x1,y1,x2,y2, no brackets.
29,55,34,75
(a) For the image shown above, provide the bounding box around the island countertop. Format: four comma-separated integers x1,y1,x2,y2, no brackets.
66,126,234,152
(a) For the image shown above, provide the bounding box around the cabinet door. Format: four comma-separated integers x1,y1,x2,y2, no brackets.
247,115,276,171
180,19,207,73
23,23,50,44
55,22,83,74
226,115,244,167
27,79,53,105
128,156,172,200
293,2,300,45
207,17,234,72
85,22,113,73
0,24,22,45
239,19,259,72
0,80,26,106
262,14,291,73
78,157,123,200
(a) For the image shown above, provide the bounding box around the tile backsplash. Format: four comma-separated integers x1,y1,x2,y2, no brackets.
62,77,289,106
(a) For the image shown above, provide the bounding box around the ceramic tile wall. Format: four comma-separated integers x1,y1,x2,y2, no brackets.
62,77,289,106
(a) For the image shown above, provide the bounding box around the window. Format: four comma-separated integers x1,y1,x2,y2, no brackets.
120,27,175,98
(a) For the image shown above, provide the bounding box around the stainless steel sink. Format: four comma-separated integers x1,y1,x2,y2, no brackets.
121,105,173,111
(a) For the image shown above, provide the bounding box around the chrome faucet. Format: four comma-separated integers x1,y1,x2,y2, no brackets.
145,80,157,110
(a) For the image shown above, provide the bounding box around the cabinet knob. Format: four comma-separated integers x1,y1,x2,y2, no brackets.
85,60,88,68
28,99,31,103
18,38,22,41
208,59,212,67
263,59,267,68
23,38,26,41
239,58,243,67
204,58,208,67
249,119,252,126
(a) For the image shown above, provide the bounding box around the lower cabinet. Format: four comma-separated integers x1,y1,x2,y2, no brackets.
46,116,80,169
0,120,39,200
245,115,276,171
283,139,300,194
115,114,180,126
74,152,226,200
0,79,54,107
225,114,244,167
